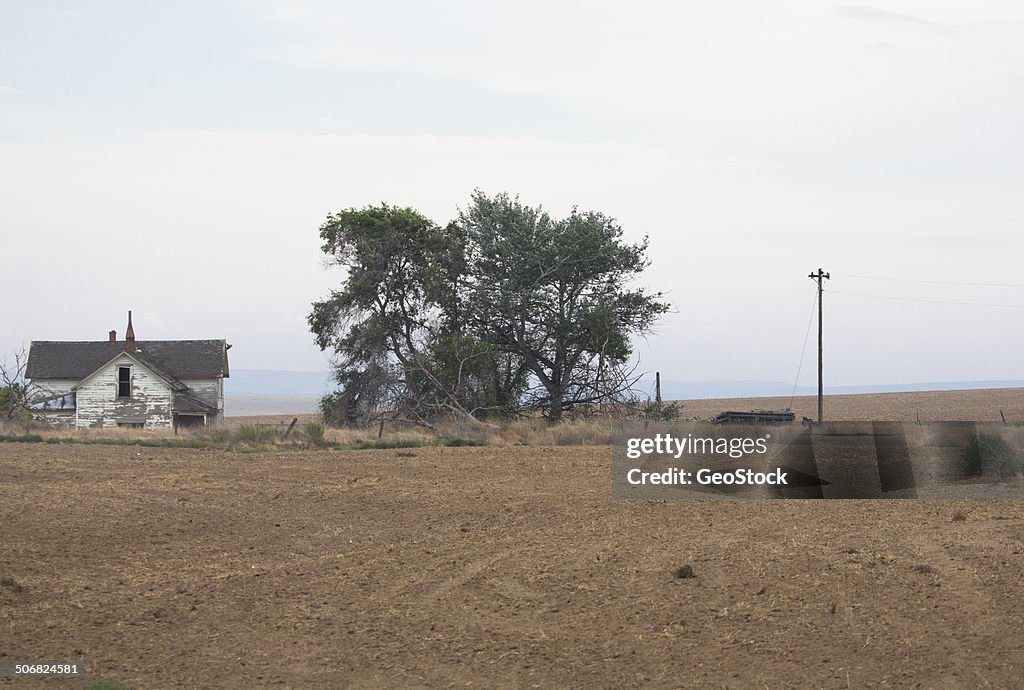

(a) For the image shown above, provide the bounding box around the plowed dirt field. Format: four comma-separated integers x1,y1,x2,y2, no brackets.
2,442,1023,688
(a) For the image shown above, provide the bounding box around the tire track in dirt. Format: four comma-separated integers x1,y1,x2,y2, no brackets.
899,509,1024,685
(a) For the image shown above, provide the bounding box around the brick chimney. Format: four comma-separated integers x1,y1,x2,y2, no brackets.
109,330,117,342
125,311,136,352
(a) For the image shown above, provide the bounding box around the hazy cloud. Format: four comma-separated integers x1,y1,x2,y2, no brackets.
42,9,86,18
835,5,942,27
1,1,1023,387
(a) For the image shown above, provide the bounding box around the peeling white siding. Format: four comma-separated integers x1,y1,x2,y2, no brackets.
35,408,76,426
180,379,218,407
180,378,225,425
75,356,173,429
31,366,227,428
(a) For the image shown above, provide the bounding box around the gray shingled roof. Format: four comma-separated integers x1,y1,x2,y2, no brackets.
26,341,230,380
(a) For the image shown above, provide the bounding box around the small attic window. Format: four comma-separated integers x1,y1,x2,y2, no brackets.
117,366,131,398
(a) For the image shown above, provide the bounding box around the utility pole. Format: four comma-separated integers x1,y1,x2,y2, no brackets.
655,372,662,405
808,268,829,424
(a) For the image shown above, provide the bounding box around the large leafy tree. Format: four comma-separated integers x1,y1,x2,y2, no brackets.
308,204,516,425
308,204,447,424
457,191,668,421
309,193,668,425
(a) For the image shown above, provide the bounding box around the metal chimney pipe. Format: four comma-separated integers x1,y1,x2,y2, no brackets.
125,310,136,352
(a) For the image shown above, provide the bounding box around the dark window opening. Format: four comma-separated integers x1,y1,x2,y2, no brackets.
118,366,131,398
176,414,206,428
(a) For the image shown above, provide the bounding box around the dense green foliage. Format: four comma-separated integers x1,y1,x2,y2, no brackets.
309,192,669,425
0,382,25,418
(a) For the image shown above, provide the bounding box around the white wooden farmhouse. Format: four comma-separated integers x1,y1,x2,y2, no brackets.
25,312,231,430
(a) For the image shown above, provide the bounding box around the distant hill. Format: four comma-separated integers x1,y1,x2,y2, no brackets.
225,395,320,417
220,369,1024,417
635,377,1024,401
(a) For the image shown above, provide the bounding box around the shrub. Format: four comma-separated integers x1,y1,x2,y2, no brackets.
443,437,487,447
349,439,423,450
304,421,325,444
192,427,231,444
640,400,682,422
235,424,278,445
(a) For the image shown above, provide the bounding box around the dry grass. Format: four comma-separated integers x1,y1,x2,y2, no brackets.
1,420,179,440
8,387,1024,450
323,427,435,447
221,413,319,430
492,417,645,446
2,418,183,446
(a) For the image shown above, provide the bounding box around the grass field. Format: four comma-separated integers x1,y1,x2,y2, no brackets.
1,389,1023,688
677,387,1024,423
226,387,1024,431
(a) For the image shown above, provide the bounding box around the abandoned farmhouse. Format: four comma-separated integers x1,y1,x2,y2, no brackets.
25,312,231,430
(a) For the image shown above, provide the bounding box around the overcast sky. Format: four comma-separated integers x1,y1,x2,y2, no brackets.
2,1,1023,388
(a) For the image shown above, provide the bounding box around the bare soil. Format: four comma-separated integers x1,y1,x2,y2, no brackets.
2,436,1023,688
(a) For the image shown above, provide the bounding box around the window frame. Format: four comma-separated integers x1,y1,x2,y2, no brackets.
117,365,132,399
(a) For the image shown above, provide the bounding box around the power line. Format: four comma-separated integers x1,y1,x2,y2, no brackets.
829,289,1024,309
788,287,818,412
833,272,1024,288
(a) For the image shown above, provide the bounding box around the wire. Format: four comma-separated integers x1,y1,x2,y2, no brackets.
828,289,1024,309
833,272,1024,288
789,288,818,411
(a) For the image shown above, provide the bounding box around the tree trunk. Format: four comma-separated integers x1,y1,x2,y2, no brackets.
547,386,564,423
